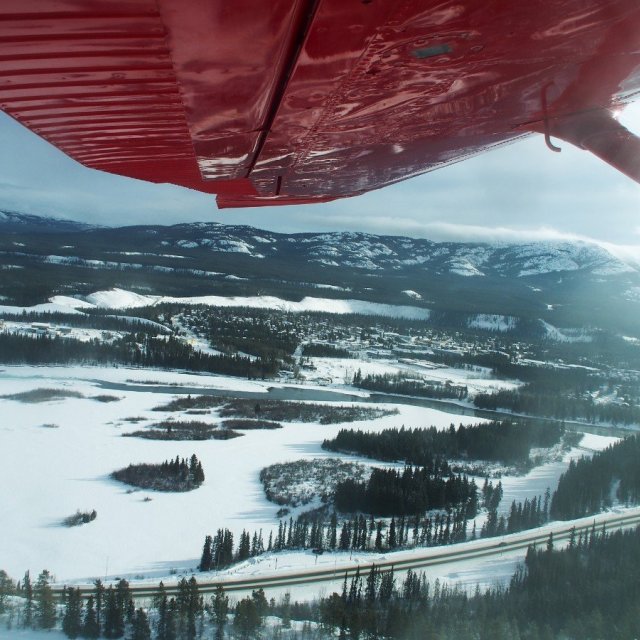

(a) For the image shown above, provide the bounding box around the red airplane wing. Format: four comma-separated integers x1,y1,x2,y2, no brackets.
1,0,639,208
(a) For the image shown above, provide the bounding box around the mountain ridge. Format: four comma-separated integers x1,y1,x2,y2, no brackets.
1,212,639,335
0,210,98,234
0,211,634,278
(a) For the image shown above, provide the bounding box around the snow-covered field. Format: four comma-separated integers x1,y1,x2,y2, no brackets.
0,363,618,597
19,287,432,321
297,357,521,397
0,365,477,584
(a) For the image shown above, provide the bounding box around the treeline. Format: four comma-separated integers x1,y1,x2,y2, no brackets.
551,435,640,519
199,527,268,571
323,419,564,466
153,395,393,424
7,526,640,639
199,492,509,575
0,332,279,378
469,353,595,388
428,349,596,387
497,435,640,532
301,344,352,358
199,309,301,360
111,454,205,492
62,576,210,640
506,492,550,534
314,526,640,639
198,519,335,572
474,384,640,425
478,490,554,540
1,570,56,631
334,466,478,517
353,370,468,400
0,310,166,334
218,398,394,425
2,572,139,639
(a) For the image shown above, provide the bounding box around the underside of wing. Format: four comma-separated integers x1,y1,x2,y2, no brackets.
1,0,640,209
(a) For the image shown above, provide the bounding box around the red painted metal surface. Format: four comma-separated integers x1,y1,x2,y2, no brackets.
1,0,639,208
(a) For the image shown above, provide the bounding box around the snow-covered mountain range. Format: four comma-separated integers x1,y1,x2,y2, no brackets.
129,221,636,279
0,211,635,279
0,210,95,233
1,212,639,335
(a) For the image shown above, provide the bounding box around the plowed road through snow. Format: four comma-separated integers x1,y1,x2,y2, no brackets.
55,507,640,598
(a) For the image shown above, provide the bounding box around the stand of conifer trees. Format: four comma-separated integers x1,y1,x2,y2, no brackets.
323,419,563,466
0,333,279,378
475,383,640,425
352,370,468,400
334,466,478,517
551,435,640,519
315,526,640,639
111,454,205,492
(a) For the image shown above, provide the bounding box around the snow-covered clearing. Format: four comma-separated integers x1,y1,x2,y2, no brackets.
0,363,618,600
467,314,517,332
39,287,432,320
299,356,521,397
497,433,617,516
0,365,475,584
1,320,125,344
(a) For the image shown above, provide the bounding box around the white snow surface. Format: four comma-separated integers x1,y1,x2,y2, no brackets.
0,301,87,315
0,365,472,583
467,314,517,332
296,357,521,397
44,288,432,320
0,363,618,601
540,321,593,343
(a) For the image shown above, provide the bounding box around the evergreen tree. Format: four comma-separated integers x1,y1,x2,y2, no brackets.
234,596,261,639
22,571,34,629
94,579,105,635
199,536,213,572
186,577,200,640
237,530,251,561
375,521,384,550
103,587,124,639
165,599,178,640
211,585,229,640
82,596,100,639
128,608,151,640
378,567,395,602
365,565,378,603
281,592,292,629
176,578,189,639
0,570,14,614
62,587,83,638
35,570,56,630
330,512,338,550
195,462,205,485
388,518,397,548
154,582,169,640
339,523,350,550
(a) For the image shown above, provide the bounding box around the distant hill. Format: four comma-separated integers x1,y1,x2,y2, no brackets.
1,212,639,335
0,210,96,234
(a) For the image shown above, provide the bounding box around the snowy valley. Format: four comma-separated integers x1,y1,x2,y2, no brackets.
1,214,640,640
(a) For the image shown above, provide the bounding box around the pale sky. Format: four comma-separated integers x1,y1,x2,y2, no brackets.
0,103,639,253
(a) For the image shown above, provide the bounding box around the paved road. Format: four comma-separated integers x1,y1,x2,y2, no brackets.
53,507,640,599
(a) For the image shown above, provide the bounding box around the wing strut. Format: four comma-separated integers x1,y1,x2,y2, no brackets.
548,108,640,184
